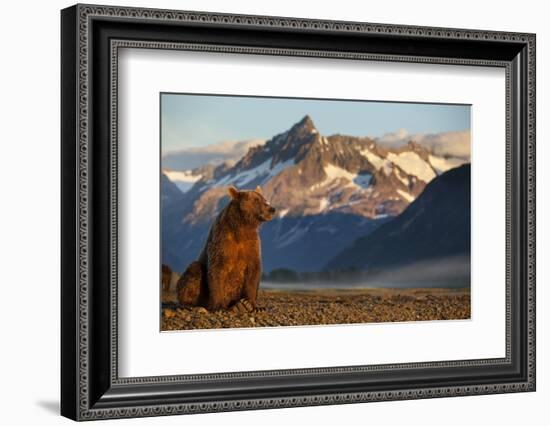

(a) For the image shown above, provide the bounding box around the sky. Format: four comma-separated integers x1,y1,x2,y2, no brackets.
161,93,471,153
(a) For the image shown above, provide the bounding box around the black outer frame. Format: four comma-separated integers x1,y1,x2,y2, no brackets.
61,4,536,421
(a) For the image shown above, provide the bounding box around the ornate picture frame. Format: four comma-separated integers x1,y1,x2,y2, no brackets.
61,4,535,421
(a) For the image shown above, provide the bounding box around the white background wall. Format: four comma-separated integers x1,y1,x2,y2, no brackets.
0,0,547,424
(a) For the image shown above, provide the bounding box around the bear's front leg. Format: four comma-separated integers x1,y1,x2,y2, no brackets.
242,260,261,309
206,267,225,311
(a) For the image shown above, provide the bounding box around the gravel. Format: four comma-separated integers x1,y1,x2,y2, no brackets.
161,288,470,331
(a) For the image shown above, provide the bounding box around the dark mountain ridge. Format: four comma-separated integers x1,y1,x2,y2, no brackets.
326,164,471,272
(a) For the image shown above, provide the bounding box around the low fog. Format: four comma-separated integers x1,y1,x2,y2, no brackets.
262,255,470,290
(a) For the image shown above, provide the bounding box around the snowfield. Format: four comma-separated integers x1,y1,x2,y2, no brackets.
397,189,415,203
278,208,290,218
360,148,393,176
360,148,467,184
386,151,436,183
215,157,295,187
163,170,202,193
318,197,330,212
325,164,372,189
428,154,469,175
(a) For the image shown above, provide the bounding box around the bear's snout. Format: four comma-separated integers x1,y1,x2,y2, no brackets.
258,203,276,222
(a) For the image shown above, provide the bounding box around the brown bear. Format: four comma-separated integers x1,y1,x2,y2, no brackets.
176,185,275,311
161,264,182,303
161,264,172,292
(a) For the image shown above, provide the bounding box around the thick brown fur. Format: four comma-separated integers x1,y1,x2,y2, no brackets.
176,186,275,311
176,261,207,306
161,264,172,292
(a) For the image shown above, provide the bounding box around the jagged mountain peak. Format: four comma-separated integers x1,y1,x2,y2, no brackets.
225,115,320,178
274,115,319,151
170,116,470,224
291,114,317,133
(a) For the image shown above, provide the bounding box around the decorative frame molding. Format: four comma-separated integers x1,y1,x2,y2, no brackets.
61,3,535,421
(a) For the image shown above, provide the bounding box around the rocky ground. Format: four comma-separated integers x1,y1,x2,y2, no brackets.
161,288,470,331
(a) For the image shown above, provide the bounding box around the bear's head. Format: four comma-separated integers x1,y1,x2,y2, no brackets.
228,185,276,224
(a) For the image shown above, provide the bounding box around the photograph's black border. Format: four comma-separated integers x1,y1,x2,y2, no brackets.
61,4,535,421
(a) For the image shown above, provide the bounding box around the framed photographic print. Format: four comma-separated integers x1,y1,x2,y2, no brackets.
61,3,536,421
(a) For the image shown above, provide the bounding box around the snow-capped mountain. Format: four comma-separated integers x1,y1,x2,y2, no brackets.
162,170,202,193
326,164,471,286
161,172,184,202
162,115,470,273
161,164,220,194
174,115,468,221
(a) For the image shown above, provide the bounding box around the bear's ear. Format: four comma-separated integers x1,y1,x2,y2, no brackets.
255,185,263,195
227,186,239,199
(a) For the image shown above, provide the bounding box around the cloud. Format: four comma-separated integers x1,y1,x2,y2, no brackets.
377,128,409,145
162,139,265,171
186,139,265,155
377,129,471,159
